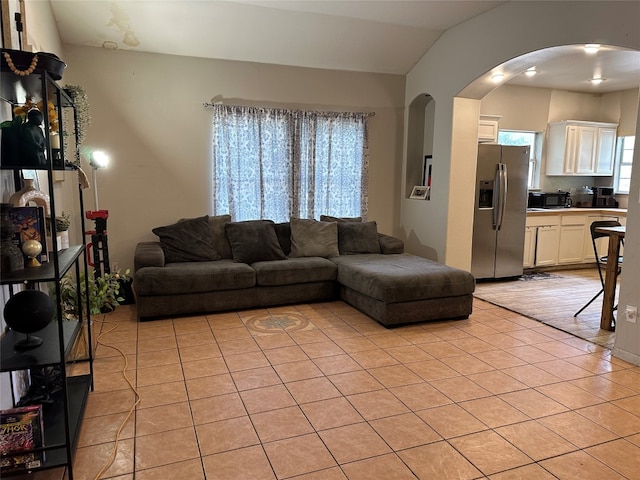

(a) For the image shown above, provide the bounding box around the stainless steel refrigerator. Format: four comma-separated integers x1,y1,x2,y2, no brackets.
471,144,529,280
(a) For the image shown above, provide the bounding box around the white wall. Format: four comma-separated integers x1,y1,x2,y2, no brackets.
404,0,640,363
60,46,405,271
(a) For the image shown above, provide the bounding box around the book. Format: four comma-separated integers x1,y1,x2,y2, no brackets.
0,405,45,474
0,205,48,264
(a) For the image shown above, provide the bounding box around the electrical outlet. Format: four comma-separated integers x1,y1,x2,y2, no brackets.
625,305,638,324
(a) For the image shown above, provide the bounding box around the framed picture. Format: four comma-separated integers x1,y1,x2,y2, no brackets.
422,155,433,187
410,185,429,200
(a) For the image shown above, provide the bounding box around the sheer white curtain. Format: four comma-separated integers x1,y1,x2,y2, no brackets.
211,105,369,222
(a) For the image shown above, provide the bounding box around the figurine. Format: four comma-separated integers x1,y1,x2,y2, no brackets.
19,109,47,167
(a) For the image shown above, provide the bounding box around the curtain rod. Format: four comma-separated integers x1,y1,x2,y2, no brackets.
203,99,374,116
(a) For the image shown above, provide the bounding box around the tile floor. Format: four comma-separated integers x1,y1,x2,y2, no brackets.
19,297,640,479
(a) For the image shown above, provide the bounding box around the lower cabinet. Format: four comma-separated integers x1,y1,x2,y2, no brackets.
525,211,625,268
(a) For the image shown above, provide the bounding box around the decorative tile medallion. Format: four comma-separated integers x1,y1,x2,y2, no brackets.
245,313,311,333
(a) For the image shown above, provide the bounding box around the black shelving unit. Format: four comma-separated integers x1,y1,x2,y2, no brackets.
1,51,93,480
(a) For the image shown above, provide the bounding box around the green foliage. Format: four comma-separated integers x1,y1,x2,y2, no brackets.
59,268,130,316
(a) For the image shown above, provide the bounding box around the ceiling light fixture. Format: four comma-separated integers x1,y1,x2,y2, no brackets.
584,44,601,54
491,73,504,83
524,67,537,77
589,77,605,85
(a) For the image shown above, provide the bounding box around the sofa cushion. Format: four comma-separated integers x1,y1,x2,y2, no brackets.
320,215,363,223
225,220,287,264
253,257,338,286
290,218,339,258
331,253,475,303
152,215,220,263
135,259,255,296
209,214,233,259
274,222,292,256
337,221,381,255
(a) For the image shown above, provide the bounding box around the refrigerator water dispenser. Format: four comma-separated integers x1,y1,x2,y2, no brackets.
478,180,494,209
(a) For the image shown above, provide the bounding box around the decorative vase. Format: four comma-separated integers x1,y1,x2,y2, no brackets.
9,179,50,216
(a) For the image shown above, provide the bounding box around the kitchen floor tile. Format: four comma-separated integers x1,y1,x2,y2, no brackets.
319,422,391,464
251,406,315,443
340,453,418,480
202,446,275,480
263,433,337,478
300,397,364,431
370,412,440,450
135,427,199,470
398,442,482,479
494,420,577,461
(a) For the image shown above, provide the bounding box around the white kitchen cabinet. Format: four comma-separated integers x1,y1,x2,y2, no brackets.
546,121,618,176
523,226,536,268
558,215,586,264
478,114,501,143
535,225,560,266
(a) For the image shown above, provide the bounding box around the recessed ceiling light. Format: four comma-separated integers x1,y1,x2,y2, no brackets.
524,67,537,77
584,44,601,54
491,73,504,83
589,77,605,85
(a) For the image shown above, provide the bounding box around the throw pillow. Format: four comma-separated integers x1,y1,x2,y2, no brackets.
289,218,339,258
320,215,363,223
338,221,381,255
152,216,221,263
274,222,292,256
225,220,287,264
208,214,232,259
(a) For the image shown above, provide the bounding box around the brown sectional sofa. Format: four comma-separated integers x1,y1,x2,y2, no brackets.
133,215,475,326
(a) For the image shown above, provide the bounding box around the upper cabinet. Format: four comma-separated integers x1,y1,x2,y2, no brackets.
478,114,501,143
546,120,618,176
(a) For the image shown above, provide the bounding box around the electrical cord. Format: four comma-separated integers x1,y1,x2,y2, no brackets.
89,315,141,480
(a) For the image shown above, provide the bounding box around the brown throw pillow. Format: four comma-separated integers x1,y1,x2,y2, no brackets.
289,218,339,258
338,221,381,255
225,220,287,264
152,216,221,263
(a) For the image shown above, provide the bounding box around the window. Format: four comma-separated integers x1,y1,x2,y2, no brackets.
211,105,369,222
614,135,634,194
497,130,542,189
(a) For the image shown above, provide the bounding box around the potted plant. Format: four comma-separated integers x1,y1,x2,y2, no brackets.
59,268,130,317
46,212,71,251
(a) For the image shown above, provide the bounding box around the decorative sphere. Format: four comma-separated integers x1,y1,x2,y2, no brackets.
22,239,42,258
4,290,55,334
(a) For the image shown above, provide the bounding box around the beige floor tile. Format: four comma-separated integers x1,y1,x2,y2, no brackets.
460,396,530,428
202,446,276,480
181,356,229,379
535,382,605,409
328,370,384,396
191,392,247,425
367,364,423,388
135,426,200,470
540,450,626,479
450,430,533,476
499,389,569,418
333,335,378,353
73,438,134,479
251,406,314,443
495,420,577,461
240,384,297,414
537,411,618,448
448,336,496,354
440,353,495,375
341,453,417,480
196,416,260,456
177,342,222,362
600,368,640,392
212,325,253,343
370,412,440,450
577,402,640,436
503,345,557,363
346,389,410,420
417,340,467,358
136,380,188,409
84,389,137,418
273,359,324,382
93,370,136,392
217,337,261,355
417,404,488,438
367,333,412,349
533,358,593,381
175,331,216,348
569,375,637,401
289,329,330,345
77,411,135,447
185,372,236,400
319,422,391,464
501,364,563,387
263,345,309,364
299,340,345,358
389,382,452,410
301,397,364,430
430,375,492,402
384,344,434,363
136,348,180,369
136,363,184,387
398,441,482,479
287,376,342,404
613,394,640,416
135,402,194,436
224,350,270,372
488,463,557,480
263,433,337,478
474,349,529,369
137,335,178,353
231,366,282,391
313,354,362,375
466,370,528,395
173,319,212,335
136,459,205,480
349,348,399,368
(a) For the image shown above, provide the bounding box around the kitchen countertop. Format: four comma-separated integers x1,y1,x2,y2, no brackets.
526,207,627,216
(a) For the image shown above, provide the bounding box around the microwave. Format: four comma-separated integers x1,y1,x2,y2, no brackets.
528,192,570,209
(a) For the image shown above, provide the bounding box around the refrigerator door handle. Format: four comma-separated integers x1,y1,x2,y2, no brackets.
494,163,507,230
